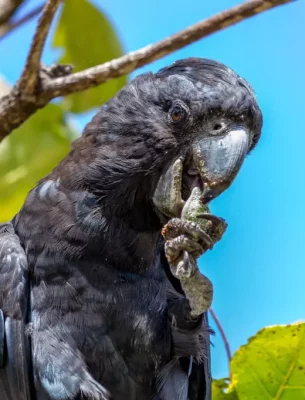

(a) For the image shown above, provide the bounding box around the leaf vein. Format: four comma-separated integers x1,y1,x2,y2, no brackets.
243,357,273,399
274,327,305,400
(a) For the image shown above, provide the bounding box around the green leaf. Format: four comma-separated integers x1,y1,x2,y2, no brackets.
213,379,239,399
53,0,127,113
230,322,305,399
0,104,77,222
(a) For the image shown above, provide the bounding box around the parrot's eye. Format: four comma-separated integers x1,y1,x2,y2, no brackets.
170,104,187,123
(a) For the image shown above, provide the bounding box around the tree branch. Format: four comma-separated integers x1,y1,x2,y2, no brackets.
209,308,232,379
18,0,61,96
0,0,296,142
0,4,44,41
43,0,295,98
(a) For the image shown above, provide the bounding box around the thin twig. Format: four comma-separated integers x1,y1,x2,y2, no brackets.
0,4,44,41
0,0,296,141
209,308,232,378
18,0,61,96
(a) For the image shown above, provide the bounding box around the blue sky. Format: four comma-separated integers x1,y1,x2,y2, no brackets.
0,0,303,379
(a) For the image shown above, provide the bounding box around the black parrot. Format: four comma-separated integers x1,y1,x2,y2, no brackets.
0,58,262,400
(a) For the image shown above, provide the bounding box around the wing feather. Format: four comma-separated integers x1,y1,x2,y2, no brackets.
160,244,212,400
0,222,32,400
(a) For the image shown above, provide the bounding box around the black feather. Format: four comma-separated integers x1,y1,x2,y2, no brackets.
0,58,262,400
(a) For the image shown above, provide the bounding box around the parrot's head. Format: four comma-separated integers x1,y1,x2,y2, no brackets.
79,57,262,221
151,58,263,206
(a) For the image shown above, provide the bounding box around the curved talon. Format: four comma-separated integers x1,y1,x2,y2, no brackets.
165,235,204,262
196,228,214,248
177,250,192,278
197,213,226,226
162,218,214,248
183,250,190,269
170,250,194,279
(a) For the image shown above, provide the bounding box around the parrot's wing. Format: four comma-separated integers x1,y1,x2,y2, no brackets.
0,222,32,400
158,247,212,400
162,307,212,400
187,311,212,400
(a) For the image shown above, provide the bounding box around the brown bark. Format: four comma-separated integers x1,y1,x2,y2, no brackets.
0,0,296,142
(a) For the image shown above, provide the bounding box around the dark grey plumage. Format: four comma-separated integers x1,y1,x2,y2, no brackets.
0,223,31,400
0,58,262,400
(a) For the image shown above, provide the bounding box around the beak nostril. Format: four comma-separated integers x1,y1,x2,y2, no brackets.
213,123,223,131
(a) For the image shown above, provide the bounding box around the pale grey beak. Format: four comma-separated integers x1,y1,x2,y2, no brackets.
193,128,249,202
